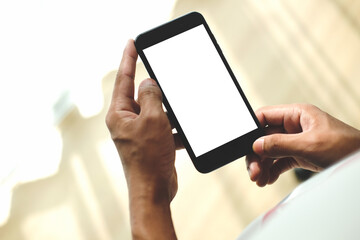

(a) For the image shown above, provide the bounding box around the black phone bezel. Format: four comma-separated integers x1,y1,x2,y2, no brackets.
135,12,263,173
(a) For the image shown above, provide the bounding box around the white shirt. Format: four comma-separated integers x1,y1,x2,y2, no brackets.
237,150,360,240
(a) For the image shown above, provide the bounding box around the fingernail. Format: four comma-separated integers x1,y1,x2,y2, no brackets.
253,138,264,155
124,39,133,50
139,78,157,88
247,162,257,181
247,165,252,177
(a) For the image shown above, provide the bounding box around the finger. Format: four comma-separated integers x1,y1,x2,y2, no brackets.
173,133,184,150
264,125,286,135
137,78,163,114
256,105,302,133
256,158,274,187
268,157,298,184
252,133,303,158
245,154,262,181
111,39,138,109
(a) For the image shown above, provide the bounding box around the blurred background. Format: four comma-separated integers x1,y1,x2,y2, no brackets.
0,0,359,239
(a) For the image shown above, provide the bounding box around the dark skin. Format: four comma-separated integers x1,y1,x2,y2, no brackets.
106,40,360,239
247,104,360,187
106,39,182,239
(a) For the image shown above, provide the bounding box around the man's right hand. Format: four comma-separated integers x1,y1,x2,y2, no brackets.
246,104,360,187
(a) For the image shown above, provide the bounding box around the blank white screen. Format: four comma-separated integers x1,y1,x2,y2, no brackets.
143,25,257,157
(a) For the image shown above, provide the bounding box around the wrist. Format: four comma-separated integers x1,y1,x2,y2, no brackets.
126,168,174,201
340,126,360,157
128,180,176,240
351,129,360,153
128,177,172,205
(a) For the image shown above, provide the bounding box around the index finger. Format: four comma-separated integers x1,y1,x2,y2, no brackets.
256,105,303,134
111,39,138,108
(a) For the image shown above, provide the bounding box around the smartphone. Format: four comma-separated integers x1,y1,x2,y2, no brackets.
135,12,263,173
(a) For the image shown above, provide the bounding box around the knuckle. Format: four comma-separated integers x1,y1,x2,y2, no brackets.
105,111,116,130
143,110,166,125
142,111,172,136
302,133,324,154
105,109,131,142
111,120,132,142
298,103,320,113
264,135,284,156
139,87,162,101
265,140,280,155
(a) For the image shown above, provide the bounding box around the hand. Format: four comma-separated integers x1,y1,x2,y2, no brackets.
246,104,360,187
106,39,181,239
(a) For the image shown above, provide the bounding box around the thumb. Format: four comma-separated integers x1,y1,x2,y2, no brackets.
138,78,163,113
253,134,302,158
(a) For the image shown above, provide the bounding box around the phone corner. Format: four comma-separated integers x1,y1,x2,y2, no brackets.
189,11,204,20
193,162,213,174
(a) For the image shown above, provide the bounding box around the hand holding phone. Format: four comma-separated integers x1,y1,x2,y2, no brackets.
135,12,263,173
